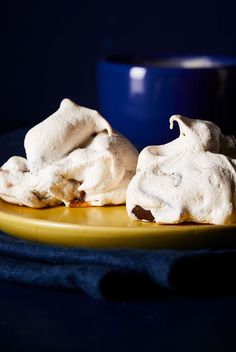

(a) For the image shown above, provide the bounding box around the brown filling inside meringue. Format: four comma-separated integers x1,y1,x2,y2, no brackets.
132,205,155,222
68,190,90,207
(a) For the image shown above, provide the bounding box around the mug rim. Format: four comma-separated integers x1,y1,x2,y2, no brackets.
99,54,236,70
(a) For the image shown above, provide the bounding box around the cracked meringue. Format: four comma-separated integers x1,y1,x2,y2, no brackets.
126,115,236,225
0,99,138,208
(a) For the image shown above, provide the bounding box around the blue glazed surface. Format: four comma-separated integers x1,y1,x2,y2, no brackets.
97,56,236,149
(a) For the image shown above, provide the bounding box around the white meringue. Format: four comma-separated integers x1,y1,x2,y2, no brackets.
126,115,236,225
0,99,138,208
24,98,113,172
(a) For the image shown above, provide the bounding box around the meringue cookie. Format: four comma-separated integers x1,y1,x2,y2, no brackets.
0,99,138,208
126,115,236,225
25,98,113,172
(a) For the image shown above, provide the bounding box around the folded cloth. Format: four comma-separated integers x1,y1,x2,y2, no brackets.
1,129,236,299
1,230,236,298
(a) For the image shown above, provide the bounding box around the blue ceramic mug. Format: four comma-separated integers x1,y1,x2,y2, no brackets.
97,55,236,149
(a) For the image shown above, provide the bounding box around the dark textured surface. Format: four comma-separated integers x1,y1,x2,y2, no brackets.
2,226,236,299
0,280,236,352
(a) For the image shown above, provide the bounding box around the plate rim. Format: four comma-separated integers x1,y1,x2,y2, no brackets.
1,199,236,249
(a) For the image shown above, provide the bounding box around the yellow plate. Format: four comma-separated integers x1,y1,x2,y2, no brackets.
0,199,236,249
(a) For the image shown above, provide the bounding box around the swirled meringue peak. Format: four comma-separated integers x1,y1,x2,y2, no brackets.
126,115,236,225
0,99,138,208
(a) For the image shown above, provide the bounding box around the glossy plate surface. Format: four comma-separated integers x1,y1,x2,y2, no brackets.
0,199,236,249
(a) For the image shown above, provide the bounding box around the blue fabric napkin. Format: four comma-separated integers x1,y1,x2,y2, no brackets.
1,128,236,299
1,230,236,298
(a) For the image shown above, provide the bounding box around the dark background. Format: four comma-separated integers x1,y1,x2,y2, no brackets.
1,0,236,133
